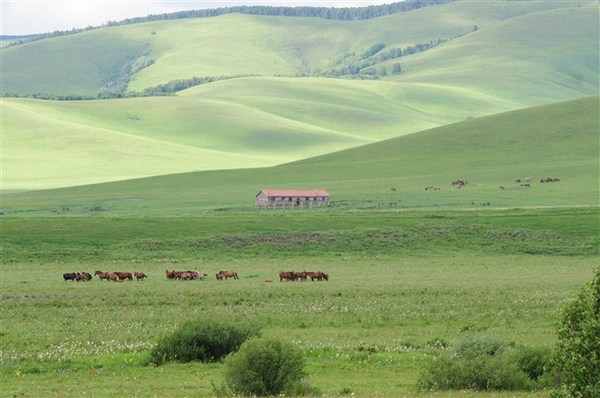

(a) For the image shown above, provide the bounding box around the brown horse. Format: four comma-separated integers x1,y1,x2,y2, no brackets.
279,271,295,282
135,272,147,281
113,272,133,281
218,271,239,280
95,270,110,281
307,271,329,281
293,271,308,281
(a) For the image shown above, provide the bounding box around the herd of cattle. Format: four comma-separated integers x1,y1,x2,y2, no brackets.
421,177,561,191
63,269,329,282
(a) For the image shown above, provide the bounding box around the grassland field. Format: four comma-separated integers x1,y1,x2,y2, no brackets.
1,205,598,397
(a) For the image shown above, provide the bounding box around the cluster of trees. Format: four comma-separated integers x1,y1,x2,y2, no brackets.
111,0,454,25
327,37,452,77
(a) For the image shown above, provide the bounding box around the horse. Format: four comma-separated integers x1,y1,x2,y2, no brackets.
165,270,176,279
63,272,77,281
95,270,110,281
107,273,119,282
293,271,308,281
279,271,295,282
218,271,239,280
307,271,329,281
135,272,147,281
113,271,133,281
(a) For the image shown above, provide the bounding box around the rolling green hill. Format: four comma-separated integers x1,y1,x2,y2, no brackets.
2,0,597,97
4,96,597,215
1,1,598,191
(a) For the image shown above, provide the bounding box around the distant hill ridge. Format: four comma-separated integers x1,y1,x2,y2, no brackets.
2,0,453,48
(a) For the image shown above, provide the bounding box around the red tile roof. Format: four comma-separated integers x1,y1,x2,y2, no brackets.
258,189,329,197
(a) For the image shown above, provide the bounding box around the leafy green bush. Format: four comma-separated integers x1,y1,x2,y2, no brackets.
417,335,532,392
514,346,552,382
224,337,307,396
150,320,259,365
552,266,600,397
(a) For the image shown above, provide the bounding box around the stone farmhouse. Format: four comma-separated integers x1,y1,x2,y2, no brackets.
255,189,330,209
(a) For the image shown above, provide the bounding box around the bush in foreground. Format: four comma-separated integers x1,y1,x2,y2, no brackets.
552,266,600,397
417,335,551,392
224,337,308,396
150,320,259,364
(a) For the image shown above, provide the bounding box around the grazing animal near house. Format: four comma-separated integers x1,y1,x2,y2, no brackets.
135,272,147,281
307,271,329,281
218,270,239,280
95,270,110,281
63,272,77,281
113,272,133,281
279,271,295,282
541,177,560,183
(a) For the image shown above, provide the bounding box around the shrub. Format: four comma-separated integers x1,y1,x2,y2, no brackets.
514,346,552,382
224,337,307,396
552,266,600,397
150,320,259,365
417,335,531,392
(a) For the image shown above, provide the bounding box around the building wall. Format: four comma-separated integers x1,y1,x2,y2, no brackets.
255,192,329,208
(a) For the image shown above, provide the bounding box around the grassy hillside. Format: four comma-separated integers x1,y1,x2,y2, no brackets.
3,75,525,191
3,96,597,215
2,1,596,96
1,1,597,191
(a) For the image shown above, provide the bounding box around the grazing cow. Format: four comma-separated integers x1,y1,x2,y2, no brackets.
451,180,467,188
499,186,505,190
63,272,77,282
307,271,329,281
216,273,225,280
279,271,295,282
390,187,397,192
218,271,239,280
95,270,110,281
135,272,147,281
540,177,560,183
113,272,133,281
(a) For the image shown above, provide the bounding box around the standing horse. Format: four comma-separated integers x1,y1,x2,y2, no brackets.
218,271,239,280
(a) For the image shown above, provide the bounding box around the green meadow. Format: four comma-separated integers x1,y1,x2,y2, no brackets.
1,1,599,396
1,206,598,396
1,96,598,396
